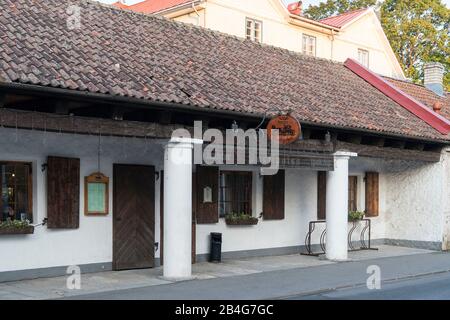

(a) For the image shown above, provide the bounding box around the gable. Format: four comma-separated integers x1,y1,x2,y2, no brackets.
337,9,405,79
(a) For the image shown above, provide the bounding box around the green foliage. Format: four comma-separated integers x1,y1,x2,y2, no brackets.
0,219,30,229
304,0,450,91
381,0,449,90
225,212,258,222
348,211,365,221
304,0,378,20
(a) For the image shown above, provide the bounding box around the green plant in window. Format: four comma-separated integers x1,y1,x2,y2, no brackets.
225,212,258,225
348,211,365,222
0,219,30,229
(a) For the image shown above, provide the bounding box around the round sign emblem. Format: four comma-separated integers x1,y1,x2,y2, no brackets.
267,115,301,145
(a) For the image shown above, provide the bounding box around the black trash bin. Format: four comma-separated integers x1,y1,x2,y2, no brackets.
210,232,222,262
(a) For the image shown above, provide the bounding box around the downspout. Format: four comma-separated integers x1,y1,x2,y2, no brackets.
192,2,205,27
330,29,335,61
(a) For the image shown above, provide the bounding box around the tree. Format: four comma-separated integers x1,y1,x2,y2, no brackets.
303,0,378,20
304,0,449,91
381,0,449,91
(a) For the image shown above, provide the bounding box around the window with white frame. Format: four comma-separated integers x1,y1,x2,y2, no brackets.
245,18,262,43
302,34,316,56
358,49,369,68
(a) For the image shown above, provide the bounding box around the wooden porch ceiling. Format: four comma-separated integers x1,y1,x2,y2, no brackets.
0,91,444,163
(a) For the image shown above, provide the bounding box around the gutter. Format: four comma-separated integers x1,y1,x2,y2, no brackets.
0,82,448,144
287,14,340,35
154,0,205,17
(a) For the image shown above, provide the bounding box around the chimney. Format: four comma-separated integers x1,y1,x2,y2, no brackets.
424,62,445,96
287,1,303,16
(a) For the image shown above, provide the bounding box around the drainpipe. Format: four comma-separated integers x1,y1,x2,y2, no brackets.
192,2,200,26
330,29,335,61
191,1,206,27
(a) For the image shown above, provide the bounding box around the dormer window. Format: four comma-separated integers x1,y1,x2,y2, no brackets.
246,18,262,43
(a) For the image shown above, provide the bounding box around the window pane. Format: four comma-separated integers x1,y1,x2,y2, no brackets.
1,163,32,222
246,20,253,40
219,172,252,216
246,19,261,42
358,49,369,67
254,22,261,42
302,35,315,56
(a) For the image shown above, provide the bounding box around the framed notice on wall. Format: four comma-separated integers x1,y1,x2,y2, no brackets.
84,172,109,216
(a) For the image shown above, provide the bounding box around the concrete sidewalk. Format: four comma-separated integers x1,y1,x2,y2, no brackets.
0,245,441,300
70,251,450,300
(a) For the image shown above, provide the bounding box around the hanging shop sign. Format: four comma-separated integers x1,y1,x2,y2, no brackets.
84,172,109,216
267,114,301,145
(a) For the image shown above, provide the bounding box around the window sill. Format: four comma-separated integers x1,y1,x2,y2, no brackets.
0,226,34,235
225,218,258,226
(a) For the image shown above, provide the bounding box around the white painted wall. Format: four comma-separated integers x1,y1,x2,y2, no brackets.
0,126,444,273
0,127,165,272
332,12,403,78
195,167,318,255
442,149,450,250
171,0,404,78
349,157,444,244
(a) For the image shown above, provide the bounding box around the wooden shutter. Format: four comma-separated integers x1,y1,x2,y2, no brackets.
263,170,285,220
348,176,358,212
365,172,379,217
47,156,80,229
196,166,219,224
317,171,326,220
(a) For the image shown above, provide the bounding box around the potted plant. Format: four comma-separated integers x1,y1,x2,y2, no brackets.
348,211,365,222
225,212,258,226
0,219,34,235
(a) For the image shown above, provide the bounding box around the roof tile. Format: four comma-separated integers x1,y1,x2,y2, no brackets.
385,77,450,120
0,0,447,141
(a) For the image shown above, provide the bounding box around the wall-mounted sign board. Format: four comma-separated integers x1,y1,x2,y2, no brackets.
85,172,109,216
267,114,301,145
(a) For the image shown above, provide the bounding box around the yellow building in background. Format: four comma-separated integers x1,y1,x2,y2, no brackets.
114,0,405,79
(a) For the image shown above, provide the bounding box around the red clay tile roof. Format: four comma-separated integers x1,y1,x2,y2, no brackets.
112,2,129,9
384,77,450,121
0,0,448,142
319,8,369,28
112,0,193,14
345,59,450,135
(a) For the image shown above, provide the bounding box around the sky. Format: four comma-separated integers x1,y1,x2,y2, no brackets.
98,0,450,9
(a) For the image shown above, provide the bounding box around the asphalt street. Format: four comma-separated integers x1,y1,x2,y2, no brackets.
294,271,450,300
66,252,450,300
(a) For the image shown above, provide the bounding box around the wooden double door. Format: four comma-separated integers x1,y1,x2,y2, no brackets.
113,164,155,271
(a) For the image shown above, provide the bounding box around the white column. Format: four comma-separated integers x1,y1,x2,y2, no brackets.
325,151,357,261
163,137,200,280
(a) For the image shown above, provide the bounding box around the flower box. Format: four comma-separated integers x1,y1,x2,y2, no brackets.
225,218,258,226
348,211,365,222
0,226,34,235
